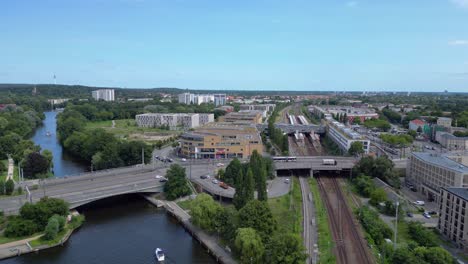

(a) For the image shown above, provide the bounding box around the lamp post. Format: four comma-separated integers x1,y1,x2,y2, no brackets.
394,200,399,249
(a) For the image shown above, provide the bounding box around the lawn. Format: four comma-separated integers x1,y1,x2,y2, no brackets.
268,177,303,236
308,178,335,264
0,233,42,245
85,119,180,142
177,199,193,211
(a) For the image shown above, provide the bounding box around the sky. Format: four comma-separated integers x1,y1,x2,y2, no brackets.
0,0,468,92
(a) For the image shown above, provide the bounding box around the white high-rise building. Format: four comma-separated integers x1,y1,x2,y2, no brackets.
92,89,115,101
178,92,226,106
214,94,227,106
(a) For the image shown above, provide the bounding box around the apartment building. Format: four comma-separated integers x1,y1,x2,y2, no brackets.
135,113,212,130
438,187,468,252
239,104,276,112
437,117,453,129
218,111,263,124
178,123,263,159
327,121,370,154
406,152,468,203
178,92,226,106
92,89,115,101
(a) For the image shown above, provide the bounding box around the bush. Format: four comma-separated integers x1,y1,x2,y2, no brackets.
4,217,38,237
5,179,14,195
43,218,59,240
50,214,66,231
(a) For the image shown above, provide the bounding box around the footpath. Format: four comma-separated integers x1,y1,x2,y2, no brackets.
0,235,41,260
143,195,237,264
6,158,13,181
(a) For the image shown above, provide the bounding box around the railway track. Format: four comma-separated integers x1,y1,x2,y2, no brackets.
299,177,315,263
316,176,373,264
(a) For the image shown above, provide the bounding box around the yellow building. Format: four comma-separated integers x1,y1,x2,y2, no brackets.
178,123,263,159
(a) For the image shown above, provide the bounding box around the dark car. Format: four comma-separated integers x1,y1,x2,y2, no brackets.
159,178,167,182
428,211,438,215
406,212,413,218
200,175,208,179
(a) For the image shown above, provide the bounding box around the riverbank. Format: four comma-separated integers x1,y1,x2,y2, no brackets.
143,195,237,264
0,211,84,261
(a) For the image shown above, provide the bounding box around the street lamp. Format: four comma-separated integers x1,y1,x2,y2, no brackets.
394,200,399,249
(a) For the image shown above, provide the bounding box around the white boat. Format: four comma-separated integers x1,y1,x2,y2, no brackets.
46,131,51,137
155,248,165,262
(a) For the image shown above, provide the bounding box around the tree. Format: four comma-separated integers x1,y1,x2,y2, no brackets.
43,217,59,240
22,152,50,178
414,246,454,264
391,247,422,264
190,194,223,232
234,228,265,264
0,161,6,173
348,141,364,156
5,179,14,195
215,207,238,242
4,217,38,237
239,200,276,242
250,150,267,201
50,214,66,232
408,130,417,138
265,233,307,264
0,180,4,195
225,158,242,186
407,221,438,247
42,149,53,169
164,164,191,200
20,197,69,229
369,188,387,206
233,167,254,210
353,174,375,197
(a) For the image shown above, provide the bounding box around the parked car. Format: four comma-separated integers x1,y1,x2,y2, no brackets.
159,178,168,182
427,211,438,215
423,212,431,219
406,212,414,218
410,187,417,192
216,163,224,167
284,178,290,184
219,182,229,189
200,175,208,179
413,201,425,206
181,158,187,162
212,179,219,184
155,175,163,179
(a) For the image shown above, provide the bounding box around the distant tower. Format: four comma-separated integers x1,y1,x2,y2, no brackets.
407,92,411,97
32,85,37,96
53,74,57,85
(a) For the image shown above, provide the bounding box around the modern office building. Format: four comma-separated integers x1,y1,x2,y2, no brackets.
178,123,262,159
309,105,378,123
438,187,468,252
327,121,370,154
92,89,115,101
406,152,468,203
218,111,263,124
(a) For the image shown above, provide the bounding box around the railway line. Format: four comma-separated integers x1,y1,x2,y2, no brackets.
316,176,373,264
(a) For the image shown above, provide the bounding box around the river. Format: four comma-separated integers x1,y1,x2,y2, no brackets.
3,111,215,264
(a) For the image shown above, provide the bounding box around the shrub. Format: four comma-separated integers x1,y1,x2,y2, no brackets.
43,218,59,240
4,217,38,237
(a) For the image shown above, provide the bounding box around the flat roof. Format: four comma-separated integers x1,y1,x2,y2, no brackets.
444,187,468,201
412,152,468,174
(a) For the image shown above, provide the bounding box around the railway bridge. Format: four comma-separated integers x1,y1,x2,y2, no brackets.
273,156,357,177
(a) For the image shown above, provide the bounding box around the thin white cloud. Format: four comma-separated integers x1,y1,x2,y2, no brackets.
346,1,358,7
450,0,468,8
449,40,468,45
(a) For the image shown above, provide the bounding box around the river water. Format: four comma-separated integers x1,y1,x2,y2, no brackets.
3,111,215,264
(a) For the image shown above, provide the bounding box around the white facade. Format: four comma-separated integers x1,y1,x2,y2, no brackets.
135,113,213,130
92,89,115,101
327,121,370,154
437,117,453,128
214,94,227,106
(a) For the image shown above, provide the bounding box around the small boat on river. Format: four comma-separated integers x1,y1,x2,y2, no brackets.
155,248,165,262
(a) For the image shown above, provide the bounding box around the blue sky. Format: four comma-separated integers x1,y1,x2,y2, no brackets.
1,0,468,92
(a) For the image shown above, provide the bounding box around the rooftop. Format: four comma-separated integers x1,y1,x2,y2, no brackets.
444,188,468,201
410,119,426,125
412,152,468,174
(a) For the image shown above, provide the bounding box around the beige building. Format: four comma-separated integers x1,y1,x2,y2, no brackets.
438,187,468,252
436,131,468,151
178,123,263,159
407,152,468,203
218,111,263,124
437,117,453,128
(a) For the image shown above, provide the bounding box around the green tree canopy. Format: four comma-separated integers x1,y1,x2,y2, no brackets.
348,141,364,156
190,194,223,232
164,164,191,200
234,228,265,264
265,233,307,264
239,200,277,242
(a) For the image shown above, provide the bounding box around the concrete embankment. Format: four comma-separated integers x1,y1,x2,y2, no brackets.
143,195,237,264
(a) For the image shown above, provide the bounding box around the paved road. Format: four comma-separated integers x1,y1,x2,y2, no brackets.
274,156,356,171
299,177,318,264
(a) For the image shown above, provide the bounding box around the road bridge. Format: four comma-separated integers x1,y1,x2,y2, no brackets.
274,156,357,176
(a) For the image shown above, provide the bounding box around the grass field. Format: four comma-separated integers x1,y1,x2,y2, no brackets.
308,178,335,264
86,119,180,143
268,177,303,236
